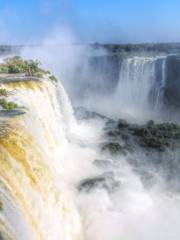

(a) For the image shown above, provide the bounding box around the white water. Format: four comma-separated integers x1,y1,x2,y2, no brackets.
21,41,171,121
116,57,156,109
1,40,180,239
0,73,180,239
80,55,167,121
0,79,83,239
114,56,164,117
154,57,167,110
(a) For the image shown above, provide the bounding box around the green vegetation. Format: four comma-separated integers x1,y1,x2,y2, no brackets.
0,56,59,83
0,201,3,211
0,88,19,111
0,57,59,112
0,66,9,73
49,75,58,83
0,98,18,110
0,88,9,97
0,56,47,76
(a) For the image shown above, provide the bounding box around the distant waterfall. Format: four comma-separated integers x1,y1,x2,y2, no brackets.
115,56,167,115
153,57,167,110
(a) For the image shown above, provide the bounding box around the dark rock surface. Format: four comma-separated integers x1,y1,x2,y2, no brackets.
78,172,120,193
0,109,26,117
103,119,180,153
164,55,180,108
75,107,111,121
93,159,115,169
101,117,180,190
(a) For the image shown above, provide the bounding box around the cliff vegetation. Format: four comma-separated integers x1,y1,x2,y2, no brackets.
0,56,58,83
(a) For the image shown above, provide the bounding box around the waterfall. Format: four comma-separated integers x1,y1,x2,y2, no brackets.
114,56,168,118
153,57,167,110
115,57,156,110
161,57,167,87
0,78,82,240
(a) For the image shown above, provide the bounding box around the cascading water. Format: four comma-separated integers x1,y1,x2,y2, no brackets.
116,57,156,110
112,55,168,119
153,57,167,110
1,48,180,240
53,51,170,121
0,78,83,240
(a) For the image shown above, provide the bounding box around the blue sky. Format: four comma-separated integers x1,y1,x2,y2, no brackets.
0,0,180,44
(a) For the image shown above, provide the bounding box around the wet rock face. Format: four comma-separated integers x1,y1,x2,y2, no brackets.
78,172,120,193
103,119,180,153
75,107,110,121
101,117,180,190
76,107,180,190
102,142,128,155
163,55,180,108
93,159,117,169
0,109,26,117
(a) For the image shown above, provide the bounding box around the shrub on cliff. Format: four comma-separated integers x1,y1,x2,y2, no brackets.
0,89,9,97
0,65,9,73
0,56,47,76
49,75,58,83
0,98,18,110
0,56,59,83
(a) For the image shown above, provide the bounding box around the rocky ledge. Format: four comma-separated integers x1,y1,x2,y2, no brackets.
102,119,180,154
76,108,180,191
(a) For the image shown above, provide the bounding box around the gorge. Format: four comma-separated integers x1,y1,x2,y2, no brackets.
0,44,180,239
